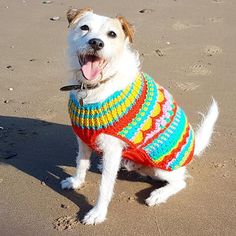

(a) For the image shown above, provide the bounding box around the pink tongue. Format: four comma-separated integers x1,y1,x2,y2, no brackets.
81,60,101,80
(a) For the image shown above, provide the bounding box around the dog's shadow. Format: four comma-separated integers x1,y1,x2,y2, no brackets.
0,115,165,220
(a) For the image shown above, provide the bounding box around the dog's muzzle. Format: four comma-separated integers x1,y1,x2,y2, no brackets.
88,38,104,51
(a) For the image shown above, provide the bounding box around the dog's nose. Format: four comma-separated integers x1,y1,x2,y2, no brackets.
88,38,104,50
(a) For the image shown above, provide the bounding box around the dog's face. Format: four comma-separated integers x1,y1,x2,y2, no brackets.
67,8,134,84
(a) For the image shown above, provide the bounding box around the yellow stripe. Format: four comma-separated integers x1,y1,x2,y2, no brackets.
91,90,137,127
158,90,164,103
141,117,153,131
151,89,164,118
70,75,143,127
133,131,143,144
178,135,194,166
73,74,142,115
132,90,163,144
151,102,161,118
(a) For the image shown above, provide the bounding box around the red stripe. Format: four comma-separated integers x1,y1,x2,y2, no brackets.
105,77,148,138
71,77,148,150
140,88,167,139
181,142,195,167
160,125,191,168
145,126,192,171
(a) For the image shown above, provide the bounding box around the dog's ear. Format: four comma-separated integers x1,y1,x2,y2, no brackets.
117,16,134,43
67,7,93,26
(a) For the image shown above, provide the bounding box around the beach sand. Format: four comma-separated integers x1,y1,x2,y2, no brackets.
0,0,235,235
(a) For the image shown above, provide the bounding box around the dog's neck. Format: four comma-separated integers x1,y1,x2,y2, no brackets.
71,49,140,104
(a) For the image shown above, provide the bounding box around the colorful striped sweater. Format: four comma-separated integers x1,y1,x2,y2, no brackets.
68,73,195,171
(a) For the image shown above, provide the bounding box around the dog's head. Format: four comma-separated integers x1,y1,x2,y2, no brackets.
67,8,136,85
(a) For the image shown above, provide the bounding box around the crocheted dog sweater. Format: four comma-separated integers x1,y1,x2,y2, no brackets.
68,73,195,171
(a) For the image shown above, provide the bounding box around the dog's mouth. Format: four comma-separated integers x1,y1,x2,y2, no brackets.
78,54,107,81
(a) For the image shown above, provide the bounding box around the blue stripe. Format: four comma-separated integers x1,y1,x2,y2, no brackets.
119,77,158,140
69,80,135,110
69,80,144,129
144,107,187,161
168,128,194,170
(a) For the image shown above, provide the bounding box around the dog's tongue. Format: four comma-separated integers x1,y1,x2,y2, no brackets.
81,56,101,80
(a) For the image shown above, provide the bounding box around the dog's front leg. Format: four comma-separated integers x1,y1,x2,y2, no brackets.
61,137,92,190
82,134,123,225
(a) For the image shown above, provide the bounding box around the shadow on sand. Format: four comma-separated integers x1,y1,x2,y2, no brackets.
0,115,165,220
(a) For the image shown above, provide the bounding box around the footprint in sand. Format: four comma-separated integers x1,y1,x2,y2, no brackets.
172,21,201,31
203,45,222,56
187,64,211,76
53,215,79,231
175,81,200,91
208,17,223,23
212,0,224,3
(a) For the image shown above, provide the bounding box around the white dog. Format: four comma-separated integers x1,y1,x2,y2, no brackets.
60,8,219,225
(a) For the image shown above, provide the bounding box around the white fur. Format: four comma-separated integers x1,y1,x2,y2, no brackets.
82,134,125,224
61,138,92,189
61,11,219,225
194,98,219,156
67,12,140,104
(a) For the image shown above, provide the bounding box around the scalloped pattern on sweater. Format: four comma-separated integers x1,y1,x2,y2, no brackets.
68,73,195,171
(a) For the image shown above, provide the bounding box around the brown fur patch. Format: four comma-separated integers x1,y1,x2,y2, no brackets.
117,16,134,43
67,7,93,27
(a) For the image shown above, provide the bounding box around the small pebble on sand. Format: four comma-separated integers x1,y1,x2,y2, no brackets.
4,100,12,104
42,0,53,4
50,16,60,21
139,9,154,13
155,49,165,57
128,196,135,202
6,65,14,71
60,204,69,209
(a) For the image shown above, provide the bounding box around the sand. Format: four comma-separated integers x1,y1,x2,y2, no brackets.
0,0,236,235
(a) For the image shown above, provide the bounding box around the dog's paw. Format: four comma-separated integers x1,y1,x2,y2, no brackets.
60,177,83,190
145,189,167,207
82,207,107,225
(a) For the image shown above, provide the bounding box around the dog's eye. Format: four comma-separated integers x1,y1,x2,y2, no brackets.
107,31,117,38
80,25,89,31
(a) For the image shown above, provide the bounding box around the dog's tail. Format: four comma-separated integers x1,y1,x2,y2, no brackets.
194,98,219,156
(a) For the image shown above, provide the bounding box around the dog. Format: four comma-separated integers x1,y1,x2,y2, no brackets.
60,8,219,225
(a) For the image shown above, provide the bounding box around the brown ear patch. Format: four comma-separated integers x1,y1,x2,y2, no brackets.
67,7,93,26
117,16,134,43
